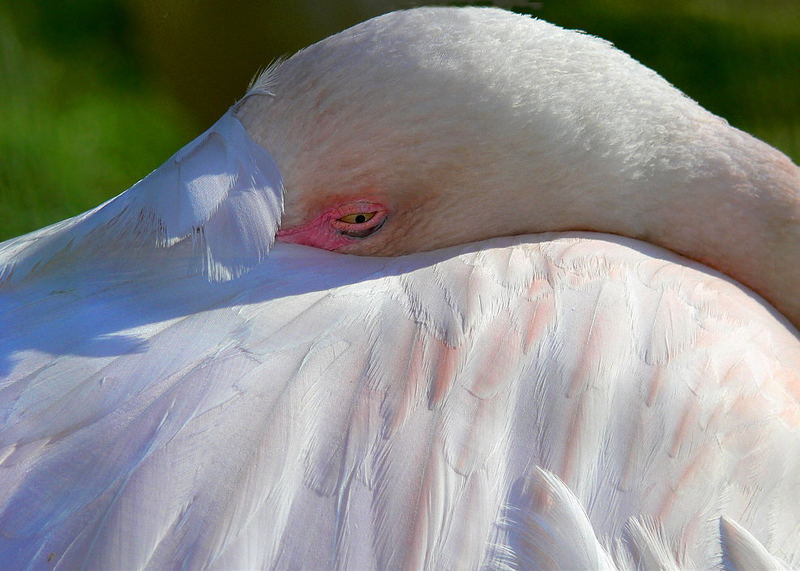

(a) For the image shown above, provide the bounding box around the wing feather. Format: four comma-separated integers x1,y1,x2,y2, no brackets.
0,111,282,285
0,234,798,568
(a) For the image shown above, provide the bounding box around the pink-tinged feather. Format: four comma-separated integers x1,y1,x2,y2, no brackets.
428,339,459,409
0,234,797,568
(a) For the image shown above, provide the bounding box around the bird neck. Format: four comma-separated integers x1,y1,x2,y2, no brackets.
622,128,800,330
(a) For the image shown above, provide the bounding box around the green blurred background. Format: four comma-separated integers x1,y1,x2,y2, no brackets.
1,0,798,241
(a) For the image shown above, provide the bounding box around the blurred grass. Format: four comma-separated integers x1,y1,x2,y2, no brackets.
533,0,800,163
0,2,192,240
1,0,798,241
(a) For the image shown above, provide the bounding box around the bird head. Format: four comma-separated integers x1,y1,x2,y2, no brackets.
232,7,799,328
235,7,698,256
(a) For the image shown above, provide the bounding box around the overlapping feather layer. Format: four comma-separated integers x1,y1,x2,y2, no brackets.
1,234,797,569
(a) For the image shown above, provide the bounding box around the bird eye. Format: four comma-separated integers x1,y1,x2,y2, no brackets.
331,208,387,239
337,212,376,224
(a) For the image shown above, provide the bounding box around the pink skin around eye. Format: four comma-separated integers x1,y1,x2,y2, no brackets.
276,200,388,250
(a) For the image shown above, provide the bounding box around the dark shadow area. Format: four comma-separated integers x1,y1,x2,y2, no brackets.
2,229,793,379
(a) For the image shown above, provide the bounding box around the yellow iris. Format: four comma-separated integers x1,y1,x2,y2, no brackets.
337,212,376,224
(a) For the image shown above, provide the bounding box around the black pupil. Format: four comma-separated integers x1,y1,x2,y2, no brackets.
354,214,366,224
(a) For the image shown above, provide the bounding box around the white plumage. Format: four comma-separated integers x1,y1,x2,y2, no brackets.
1,7,798,570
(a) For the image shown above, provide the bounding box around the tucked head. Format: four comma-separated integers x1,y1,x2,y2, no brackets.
235,7,799,326
235,6,710,256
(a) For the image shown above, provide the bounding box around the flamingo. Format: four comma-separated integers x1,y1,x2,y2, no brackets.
1,6,799,569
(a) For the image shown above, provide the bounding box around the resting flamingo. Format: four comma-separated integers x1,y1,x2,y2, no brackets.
1,7,798,569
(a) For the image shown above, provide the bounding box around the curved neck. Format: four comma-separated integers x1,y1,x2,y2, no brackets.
621,129,800,330
236,47,800,330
